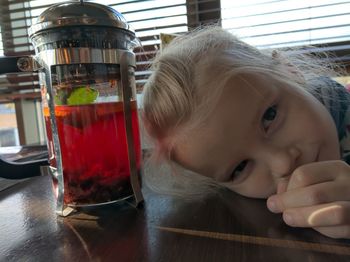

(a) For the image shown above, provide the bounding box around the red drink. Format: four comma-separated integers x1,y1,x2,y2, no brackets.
44,101,141,205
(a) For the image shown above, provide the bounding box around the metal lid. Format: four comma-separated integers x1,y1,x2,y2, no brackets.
29,1,134,37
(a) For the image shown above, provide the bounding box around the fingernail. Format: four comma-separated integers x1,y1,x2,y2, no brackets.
267,197,279,213
283,212,294,226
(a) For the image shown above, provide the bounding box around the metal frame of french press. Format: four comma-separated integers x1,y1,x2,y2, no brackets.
21,47,144,216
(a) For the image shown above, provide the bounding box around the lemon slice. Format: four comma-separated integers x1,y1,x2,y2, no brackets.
67,87,99,106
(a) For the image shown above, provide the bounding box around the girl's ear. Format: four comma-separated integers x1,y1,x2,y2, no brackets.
272,50,305,85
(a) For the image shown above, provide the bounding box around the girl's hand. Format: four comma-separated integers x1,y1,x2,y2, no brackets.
266,160,350,239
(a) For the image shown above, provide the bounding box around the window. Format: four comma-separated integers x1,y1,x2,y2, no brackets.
0,27,3,57
220,0,350,94
221,0,350,49
0,103,19,146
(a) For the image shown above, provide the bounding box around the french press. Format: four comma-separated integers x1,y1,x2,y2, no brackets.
21,1,143,216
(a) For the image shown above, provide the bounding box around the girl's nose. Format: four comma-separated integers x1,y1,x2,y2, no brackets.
263,146,301,179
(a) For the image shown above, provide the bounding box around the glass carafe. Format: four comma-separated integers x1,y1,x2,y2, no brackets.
28,1,143,216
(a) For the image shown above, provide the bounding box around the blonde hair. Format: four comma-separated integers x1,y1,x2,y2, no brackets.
141,26,342,199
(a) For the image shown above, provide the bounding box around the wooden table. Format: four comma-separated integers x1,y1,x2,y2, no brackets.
1,175,350,262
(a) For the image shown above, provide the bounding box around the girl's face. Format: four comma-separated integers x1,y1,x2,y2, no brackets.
172,73,340,198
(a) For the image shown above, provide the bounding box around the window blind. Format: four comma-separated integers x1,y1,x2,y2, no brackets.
0,0,189,103
221,0,350,62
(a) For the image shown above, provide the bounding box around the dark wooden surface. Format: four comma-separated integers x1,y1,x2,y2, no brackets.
1,175,350,262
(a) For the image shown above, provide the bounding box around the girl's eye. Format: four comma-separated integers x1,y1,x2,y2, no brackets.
231,160,248,180
262,105,277,131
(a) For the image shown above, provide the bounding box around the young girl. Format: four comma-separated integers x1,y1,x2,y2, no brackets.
141,26,350,239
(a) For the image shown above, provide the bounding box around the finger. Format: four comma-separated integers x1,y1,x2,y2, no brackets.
267,181,350,213
287,160,349,191
282,201,350,228
313,225,350,239
277,179,288,194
